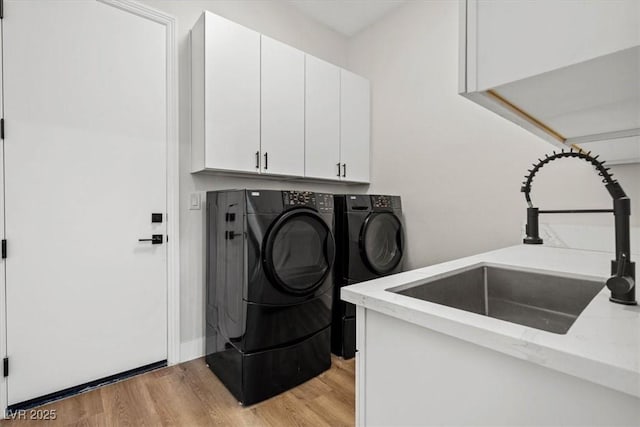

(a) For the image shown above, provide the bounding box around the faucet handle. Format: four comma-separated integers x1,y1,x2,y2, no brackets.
616,252,628,277
607,253,634,297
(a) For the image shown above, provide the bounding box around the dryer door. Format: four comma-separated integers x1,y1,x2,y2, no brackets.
360,212,404,275
263,209,335,295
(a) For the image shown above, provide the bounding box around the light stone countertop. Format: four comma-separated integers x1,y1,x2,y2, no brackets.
341,245,640,398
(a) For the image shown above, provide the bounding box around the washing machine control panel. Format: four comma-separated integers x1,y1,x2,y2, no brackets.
283,191,315,207
371,195,392,208
315,193,334,213
283,191,333,213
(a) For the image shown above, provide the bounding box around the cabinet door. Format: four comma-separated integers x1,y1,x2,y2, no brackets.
305,55,341,180
340,70,370,183
261,36,305,176
474,0,639,91
460,1,640,165
194,12,260,173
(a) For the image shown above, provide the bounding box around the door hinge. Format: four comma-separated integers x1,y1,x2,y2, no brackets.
3,358,8,377
1,118,5,140
1,240,6,259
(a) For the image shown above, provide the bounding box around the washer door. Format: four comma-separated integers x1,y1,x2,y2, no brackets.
263,209,335,295
360,212,404,275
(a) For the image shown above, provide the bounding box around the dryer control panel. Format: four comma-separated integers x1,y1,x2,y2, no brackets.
370,195,402,210
371,195,392,208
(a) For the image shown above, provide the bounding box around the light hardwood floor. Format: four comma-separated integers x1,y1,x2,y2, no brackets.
1,356,355,426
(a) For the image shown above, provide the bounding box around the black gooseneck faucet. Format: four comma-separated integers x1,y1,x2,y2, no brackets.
521,149,636,305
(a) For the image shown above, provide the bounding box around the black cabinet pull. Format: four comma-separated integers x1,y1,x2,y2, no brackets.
337,162,341,177
255,151,260,169
264,152,268,170
138,234,163,244
342,163,346,178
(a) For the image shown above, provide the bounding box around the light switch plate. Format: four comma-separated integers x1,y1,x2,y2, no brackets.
189,193,201,210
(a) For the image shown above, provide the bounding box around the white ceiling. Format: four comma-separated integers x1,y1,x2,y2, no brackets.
288,0,407,37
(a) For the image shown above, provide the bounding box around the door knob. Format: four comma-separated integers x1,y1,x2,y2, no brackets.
138,234,163,244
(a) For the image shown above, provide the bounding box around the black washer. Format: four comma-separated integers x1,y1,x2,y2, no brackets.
205,189,335,406
263,208,335,295
360,212,404,275
331,194,404,360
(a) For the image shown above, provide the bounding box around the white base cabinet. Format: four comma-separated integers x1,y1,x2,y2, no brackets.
191,11,371,183
356,308,640,426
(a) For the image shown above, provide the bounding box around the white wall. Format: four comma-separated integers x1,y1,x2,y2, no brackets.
346,0,640,270
138,0,362,361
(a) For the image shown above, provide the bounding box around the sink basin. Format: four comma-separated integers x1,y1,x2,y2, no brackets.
388,265,605,334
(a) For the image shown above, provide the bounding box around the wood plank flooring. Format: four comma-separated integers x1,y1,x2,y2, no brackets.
0,356,355,427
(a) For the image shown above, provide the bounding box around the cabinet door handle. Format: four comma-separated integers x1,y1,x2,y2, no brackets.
337,162,341,177
255,151,260,169
342,163,346,178
264,152,268,170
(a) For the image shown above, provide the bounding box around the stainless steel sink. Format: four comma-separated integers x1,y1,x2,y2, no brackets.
388,265,605,334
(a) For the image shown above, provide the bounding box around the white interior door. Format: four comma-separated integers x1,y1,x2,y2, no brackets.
260,35,305,177
0,12,6,412
2,0,168,406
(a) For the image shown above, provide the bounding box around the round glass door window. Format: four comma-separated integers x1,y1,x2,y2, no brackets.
264,210,335,295
361,212,404,274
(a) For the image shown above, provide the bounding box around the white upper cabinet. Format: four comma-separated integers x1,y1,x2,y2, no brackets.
460,0,640,164
191,11,261,173
260,36,305,177
305,55,341,181
471,0,639,91
191,11,371,182
340,69,371,183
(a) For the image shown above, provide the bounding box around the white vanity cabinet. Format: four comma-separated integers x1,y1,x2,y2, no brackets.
460,0,640,164
191,11,261,174
340,70,371,183
304,55,341,181
260,36,305,177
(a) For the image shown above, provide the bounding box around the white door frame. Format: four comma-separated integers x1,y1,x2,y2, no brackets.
0,0,180,414
0,6,6,415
